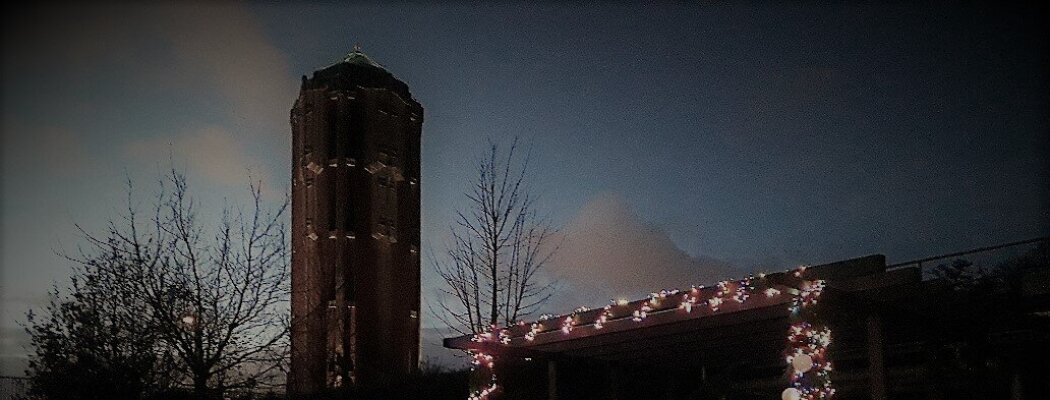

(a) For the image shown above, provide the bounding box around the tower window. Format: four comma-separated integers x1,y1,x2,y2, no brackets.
371,171,398,241
328,170,338,231
326,100,338,159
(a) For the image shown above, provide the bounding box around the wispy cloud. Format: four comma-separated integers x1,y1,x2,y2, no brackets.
143,4,296,187
125,125,268,187
1,124,94,178
4,3,295,187
547,193,739,309
161,4,297,136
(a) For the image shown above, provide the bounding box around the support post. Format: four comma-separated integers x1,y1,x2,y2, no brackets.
1011,370,1024,400
548,359,558,400
866,313,887,400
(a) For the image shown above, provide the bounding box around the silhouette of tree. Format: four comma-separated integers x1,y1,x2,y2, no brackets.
25,263,176,399
930,258,990,291
433,139,559,334
25,169,290,399
931,242,1049,293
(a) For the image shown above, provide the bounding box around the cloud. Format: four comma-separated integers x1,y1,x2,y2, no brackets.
106,4,295,188
5,4,296,187
547,194,739,309
125,125,268,186
162,4,298,134
141,4,296,188
0,327,31,376
2,125,93,178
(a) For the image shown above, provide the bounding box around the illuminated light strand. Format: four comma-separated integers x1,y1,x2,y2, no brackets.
793,265,808,278
632,303,650,322
679,286,700,313
733,276,754,303
561,306,593,335
594,305,612,330
789,279,825,314
561,315,574,334
711,280,730,311
467,383,497,400
524,322,542,341
679,296,694,313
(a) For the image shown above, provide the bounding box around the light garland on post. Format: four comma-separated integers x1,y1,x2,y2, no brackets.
782,278,835,400
467,327,508,400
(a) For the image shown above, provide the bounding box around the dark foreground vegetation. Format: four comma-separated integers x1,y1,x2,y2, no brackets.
6,365,469,400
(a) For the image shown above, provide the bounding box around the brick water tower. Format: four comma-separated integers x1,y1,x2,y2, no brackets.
288,47,422,395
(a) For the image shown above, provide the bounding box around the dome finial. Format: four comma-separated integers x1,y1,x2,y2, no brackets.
339,44,385,70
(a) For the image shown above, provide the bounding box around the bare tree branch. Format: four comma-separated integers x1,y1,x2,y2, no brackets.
431,138,560,334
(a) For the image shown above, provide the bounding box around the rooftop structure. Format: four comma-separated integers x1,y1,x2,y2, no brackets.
445,239,1050,399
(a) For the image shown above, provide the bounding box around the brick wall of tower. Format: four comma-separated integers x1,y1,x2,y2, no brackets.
289,76,422,395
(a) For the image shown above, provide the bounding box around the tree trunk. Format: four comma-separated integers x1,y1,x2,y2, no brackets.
490,249,499,328
194,371,210,399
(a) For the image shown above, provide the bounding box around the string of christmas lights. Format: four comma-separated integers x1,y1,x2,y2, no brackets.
464,267,835,400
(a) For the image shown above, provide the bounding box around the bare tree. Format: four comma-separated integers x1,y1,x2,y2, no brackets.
40,169,290,398
433,139,559,335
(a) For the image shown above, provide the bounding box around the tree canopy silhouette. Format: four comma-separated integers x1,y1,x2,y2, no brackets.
25,169,290,399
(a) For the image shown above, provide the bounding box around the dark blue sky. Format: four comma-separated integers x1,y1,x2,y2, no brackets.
253,2,1048,262
2,3,1048,371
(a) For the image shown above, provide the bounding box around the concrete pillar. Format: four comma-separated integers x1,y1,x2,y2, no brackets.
1011,370,1024,400
866,314,887,400
924,350,943,400
548,359,557,400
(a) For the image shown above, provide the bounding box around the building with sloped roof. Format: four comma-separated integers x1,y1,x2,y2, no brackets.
445,240,1050,399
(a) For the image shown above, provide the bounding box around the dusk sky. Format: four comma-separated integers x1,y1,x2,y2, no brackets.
2,3,1048,372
